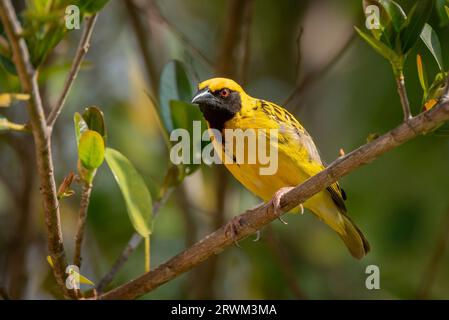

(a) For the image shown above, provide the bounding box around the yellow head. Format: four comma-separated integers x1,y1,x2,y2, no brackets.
192,78,249,130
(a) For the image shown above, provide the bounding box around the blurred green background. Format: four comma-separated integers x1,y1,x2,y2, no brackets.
1,0,449,299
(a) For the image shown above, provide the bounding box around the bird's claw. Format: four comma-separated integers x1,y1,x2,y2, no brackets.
253,230,261,242
225,216,244,247
269,187,295,224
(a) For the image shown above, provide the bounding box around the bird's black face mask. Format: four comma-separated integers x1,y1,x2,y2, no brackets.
191,87,241,131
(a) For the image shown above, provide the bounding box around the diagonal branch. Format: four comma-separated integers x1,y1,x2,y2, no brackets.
285,33,355,113
99,76,449,300
0,0,74,298
47,13,98,129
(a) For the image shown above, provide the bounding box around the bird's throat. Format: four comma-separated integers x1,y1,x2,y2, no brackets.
199,104,236,131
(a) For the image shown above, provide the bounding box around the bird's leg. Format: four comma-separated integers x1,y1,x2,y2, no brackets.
269,187,296,224
225,215,244,247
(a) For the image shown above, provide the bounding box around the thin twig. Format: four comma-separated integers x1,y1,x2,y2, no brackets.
96,188,173,293
73,182,93,268
285,33,355,112
47,14,98,129
396,71,412,121
416,206,449,299
132,0,214,69
124,0,159,94
99,76,449,300
144,236,150,273
0,0,74,299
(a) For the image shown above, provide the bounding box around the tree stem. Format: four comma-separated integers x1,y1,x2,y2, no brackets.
396,70,412,121
0,0,74,299
73,182,93,268
144,236,150,273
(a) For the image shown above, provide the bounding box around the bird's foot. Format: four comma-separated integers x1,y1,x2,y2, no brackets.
269,187,296,224
225,216,244,247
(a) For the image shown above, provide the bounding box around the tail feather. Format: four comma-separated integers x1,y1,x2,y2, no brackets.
306,192,370,259
339,215,370,259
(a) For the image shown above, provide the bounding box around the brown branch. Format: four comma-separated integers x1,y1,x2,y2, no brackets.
416,206,449,299
0,0,74,299
47,14,98,129
73,182,93,268
99,77,449,300
396,71,412,121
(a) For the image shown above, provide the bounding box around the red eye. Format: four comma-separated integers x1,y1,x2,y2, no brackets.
219,88,230,98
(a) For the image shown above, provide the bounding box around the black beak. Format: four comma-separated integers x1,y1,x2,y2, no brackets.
191,88,215,105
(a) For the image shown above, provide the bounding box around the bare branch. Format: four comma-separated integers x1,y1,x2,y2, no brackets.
99,79,449,299
73,182,93,268
47,14,98,129
396,71,412,121
285,33,355,112
0,0,74,299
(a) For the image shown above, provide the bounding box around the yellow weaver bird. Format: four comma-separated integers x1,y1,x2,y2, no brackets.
191,78,370,259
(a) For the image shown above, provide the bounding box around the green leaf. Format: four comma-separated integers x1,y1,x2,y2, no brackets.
420,23,444,71
355,26,402,69
170,100,207,176
105,148,153,237
76,0,110,14
399,0,434,54
46,256,95,286
446,5,449,21
378,0,406,31
82,106,107,142
158,60,193,132
74,112,88,147
78,130,105,170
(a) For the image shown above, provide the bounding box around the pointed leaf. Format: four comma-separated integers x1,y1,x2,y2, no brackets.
74,112,88,147
378,0,406,31
420,23,444,70
158,60,193,132
47,256,95,286
399,0,434,54
78,130,105,170
355,26,401,67
82,106,107,142
105,148,152,237
170,100,207,176
416,55,428,92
